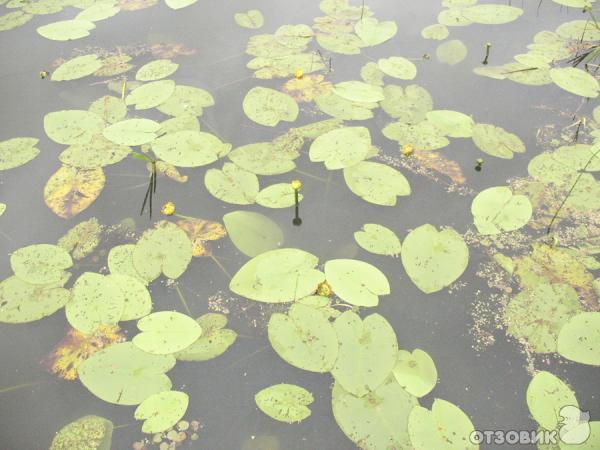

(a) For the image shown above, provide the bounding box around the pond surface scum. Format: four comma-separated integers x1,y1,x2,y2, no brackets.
0,0,600,449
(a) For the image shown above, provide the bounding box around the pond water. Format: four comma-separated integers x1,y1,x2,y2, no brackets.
1,0,599,449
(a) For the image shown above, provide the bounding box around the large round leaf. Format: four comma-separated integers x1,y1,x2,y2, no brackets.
354,18,397,46
229,248,325,302
175,313,237,361
0,137,39,170
89,96,127,124
393,349,438,398
315,92,377,120
157,85,214,117
325,259,390,307
205,163,259,205
37,19,95,40
471,123,525,159
133,311,202,355
344,161,411,206
152,130,230,167
354,223,401,256
11,243,72,285
135,59,179,81
52,54,103,81
103,119,160,146
242,87,298,126
49,415,113,450
380,85,433,123
134,391,188,433
550,67,599,99
125,80,176,110
59,135,131,169
557,312,600,366
44,166,105,219
228,142,297,175
44,110,104,145
426,110,474,138
256,183,301,208
223,210,284,257
377,56,417,80
78,342,175,405
255,384,314,423
401,224,469,293
471,186,532,235
461,4,523,24
309,126,371,170
527,371,578,431
333,81,385,102
108,274,152,321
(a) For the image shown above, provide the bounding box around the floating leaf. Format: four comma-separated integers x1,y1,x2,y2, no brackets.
58,217,103,260
255,384,314,423
108,245,146,283
133,311,201,355
0,11,33,32
471,123,525,159
426,110,474,138
228,142,297,175
44,110,104,145
52,54,103,81
556,20,600,42
160,115,200,134
325,259,390,307
59,135,130,169
344,161,411,206
157,85,214,117
0,275,70,323
174,217,225,257
354,224,401,256
37,19,95,40
44,165,105,219
471,186,532,235
283,73,332,102
165,0,197,9
94,54,133,76
126,80,176,110
176,313,237,361
256,183,302,208
377,56,417,80
135,59,179,81
383,120,449,150
393,349,437,397
110,274,152,321
0,137,39,170
132,221,193,282
360,61,385,86
436,39,468,65
243,87,299,127
223,210,284,257
78,341,175,405
75,2,120,21
461,4,523,24
49,415,113,450
11,243,72,285
309,126,371,169
557,312,600,366
401,224,469,293
380,85,433,123
89,96,127,124
354,18,397,46
205,163,260,205
315,91,377,120
527,371,578,431
0,203,5,216
103,119,160,146
332,377,418,449
437,8,473,27
421,23,449,40
135,391,189,433
317,32,365,55
152,130,229,167
268,303,338,372
234,9,264,29
229,248,325,303
550,67,599,99
333,81,384,103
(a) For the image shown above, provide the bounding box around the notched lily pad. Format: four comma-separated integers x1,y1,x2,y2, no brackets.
255,384,314,423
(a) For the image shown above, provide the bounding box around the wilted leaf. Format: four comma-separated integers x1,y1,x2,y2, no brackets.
44,165,105,219
176,217,226,257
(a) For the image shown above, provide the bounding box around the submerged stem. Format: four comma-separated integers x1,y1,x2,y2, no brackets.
0,380,45,395
174,283,192,315
210,254,232,280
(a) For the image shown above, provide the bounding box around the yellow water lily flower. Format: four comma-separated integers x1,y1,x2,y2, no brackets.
294,68,303,79
161,201,176,216
316,281,333,297
401,144,414,156
291,180,302,191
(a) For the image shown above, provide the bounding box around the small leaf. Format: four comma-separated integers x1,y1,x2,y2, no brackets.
223,210,284,257
133,311,202,355
234,9,264,29
255,384,314,423
134,391,189,433
325,259,390,307
393,349,438,397
354,224,401,256
242,87,298,126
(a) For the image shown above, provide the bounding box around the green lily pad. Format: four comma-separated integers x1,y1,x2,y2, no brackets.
408,399,477,450
383,120,449,150
88,96,127,124
109,274,152,321
0,11,33,32
133,311,202,355
256,183,302,208
135,391,188,433
360,62,385,86
471,123,525,159
0,275,70,323
471,186,532,235
228,142,297,175
354,223,402,256
343,161,411,206
176,313,237,361
44,110,104,145
160,115,200,134
11,243,72,285
108,244,146,282
165,0,197,9
461,4,523,24
377,56,417,80
332,376,418,449
223,210,284,257
527,371,578,431
157,85,214,117
135,59,179,81
401,224,469,293
426,110,474,138
78,341,176,405
52,54,103,81
550,67,599,99
556,20,600,42
152,130,230,167
325,259,390,307
205,163,260,205
37,19,95,40
234,9,264,29
65,272,125,333
75,2,120,21
268,303,338,372
57,217,103,260
125,80,176,110
316,32,364,55
354,18,397,46
393,349,438,398
436,39,468,65
255,384,314,423
59,135,131,168
309,126,371,169
103,119,160,146
421,23,449,40
381,84,434,123
0,137,40,170
0,203,5,216
49,415,113,450
315,91,377,120
557,312,600,366
333,81,385,103
437,8,473,27
243,87,298,127
132,221,193,282
229,248,325,303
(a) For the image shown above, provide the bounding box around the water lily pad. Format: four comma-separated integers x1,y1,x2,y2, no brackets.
109,274,152,321
175,218,226,257
135,391,188,433
243,87,298,126
354,18,397,46
344,161,411,206
176,313,237,361
381,85,433,123
49,415,113,450
437,8,473,27
0,11,33,31
65,272,125,333
59,135,131,168
0,203,5,216
333,81,385,104
557,312,600,366
550,67,599,98
75,2,119,21
108,244,145,282
527,371,578,431
160,115,200,134
157,85,214,117
255,384,313,423
229,248,325,303
103,119,160,146
436,39,468,65
223,210,284,257
383,120,449,150
556,20,600,42
331,311,398,396
393,349,437,397
78,341,175,405
309,126,371,169
256,183,301,208
44,110,104,145
234,9,264,29
152,130,230,167
268,303,338,372
360,62,385,86
133,311,202,355
408,399,477,450
44,166,105,219
52,54,103,81
471,123,525,159
37,19,95,40
421,23,449,40
332,376,417,449
132,221,193,282
325,259,390,307
57,217,103,261
354,224,401,256
426,110,473,138
0,137,39,170
0,275,70,323
401,224,469,293
165,0,197,9
228,142,297,175
471,186,532,235
205,163,259,205
317,32,364,55
95,54,133,76
135,59,179,81
461,4,523,24
126,80,175,110
11,243,72,285
377,56,417,80
88,96,127,124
